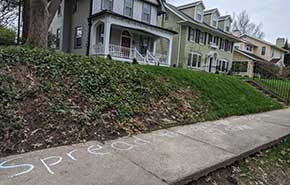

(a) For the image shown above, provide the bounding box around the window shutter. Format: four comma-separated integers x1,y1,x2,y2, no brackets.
196,30,200,43
204,33,207,45
188,53,192,67
208,34,212,44
188,27,191,41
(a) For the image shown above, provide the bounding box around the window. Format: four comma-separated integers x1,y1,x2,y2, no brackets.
261,46,266,56
97,23,104,44
164,13,169,21
232,61,248,72
226,25,230,32
73,0,78,13
280,52,284,60
271,48,276,58
57,5,62,16
188,53,202,68
212,14,218,28
102,0,113,11
124,0,134,17
142,3,151,23
246,44,253,52
196,9,203,22
188,28,195,42
214,36,219,46
224,21,231,32
220,39,225,50
56,28,61,49
74,26,83,48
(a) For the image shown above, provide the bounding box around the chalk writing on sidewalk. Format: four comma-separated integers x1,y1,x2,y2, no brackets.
0,131,178,178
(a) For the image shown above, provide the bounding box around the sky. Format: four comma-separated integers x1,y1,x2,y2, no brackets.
167,0,290,44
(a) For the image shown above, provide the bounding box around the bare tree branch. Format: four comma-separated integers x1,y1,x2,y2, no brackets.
232,10,265,39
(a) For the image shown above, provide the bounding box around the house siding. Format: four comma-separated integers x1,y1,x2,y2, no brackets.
240,37,284,61
92,0,158,25
70,0,91,55
159,9,234,70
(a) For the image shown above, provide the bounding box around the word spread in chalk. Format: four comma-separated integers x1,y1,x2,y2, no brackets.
0,132,177,178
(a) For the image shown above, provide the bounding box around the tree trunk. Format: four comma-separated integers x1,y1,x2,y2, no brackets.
22,0,30,43
48,0,62,26
26,0,49,47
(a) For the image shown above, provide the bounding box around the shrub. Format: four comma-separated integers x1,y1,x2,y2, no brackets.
0,25,16,46
48,32,57,49
107,54,112,60
254,61,281,78
132,58,138,64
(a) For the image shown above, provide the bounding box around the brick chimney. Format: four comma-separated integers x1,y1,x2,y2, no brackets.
276,38,285,48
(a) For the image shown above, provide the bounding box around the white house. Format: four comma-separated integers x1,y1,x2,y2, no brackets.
50,0,176,66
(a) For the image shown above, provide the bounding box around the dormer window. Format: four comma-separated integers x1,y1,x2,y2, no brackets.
196,9,203,22
224,21,231,32
102,0,113,11
212,14,218,28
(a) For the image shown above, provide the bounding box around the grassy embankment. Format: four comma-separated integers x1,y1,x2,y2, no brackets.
0,46,283,156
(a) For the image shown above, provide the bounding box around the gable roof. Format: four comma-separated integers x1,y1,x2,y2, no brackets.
240,34,289,53
177,1,206,10
204,8,220,16
164,3,240,41
218,15,232,22
234,48,267,62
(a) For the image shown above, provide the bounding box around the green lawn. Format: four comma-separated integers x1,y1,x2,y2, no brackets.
142,65,283,120
255,78,290,103
0,46,284,156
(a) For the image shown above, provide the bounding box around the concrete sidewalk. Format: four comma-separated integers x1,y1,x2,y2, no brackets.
1,108,290,185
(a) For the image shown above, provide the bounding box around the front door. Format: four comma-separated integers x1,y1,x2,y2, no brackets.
121,36,131,58
209,57,213,73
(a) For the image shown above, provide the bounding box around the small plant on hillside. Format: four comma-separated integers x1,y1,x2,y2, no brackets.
132,58,138,65
107,54,112,60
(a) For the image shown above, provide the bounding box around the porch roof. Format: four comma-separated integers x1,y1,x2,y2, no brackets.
89,10,178,35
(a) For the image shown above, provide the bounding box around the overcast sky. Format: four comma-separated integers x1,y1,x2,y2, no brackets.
167,0,290,44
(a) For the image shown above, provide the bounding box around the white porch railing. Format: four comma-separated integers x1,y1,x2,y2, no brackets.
93,44,168,66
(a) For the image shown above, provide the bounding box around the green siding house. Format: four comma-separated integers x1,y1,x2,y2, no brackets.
158,1,239,73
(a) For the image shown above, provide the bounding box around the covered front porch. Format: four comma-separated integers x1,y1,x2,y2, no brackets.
89,15,174,66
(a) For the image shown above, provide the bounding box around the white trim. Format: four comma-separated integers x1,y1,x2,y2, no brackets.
177,24,182,66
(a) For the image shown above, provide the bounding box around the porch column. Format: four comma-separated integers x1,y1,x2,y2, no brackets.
167,37,173,66
104,20,111,56
90,24,96,55
153,39,157,55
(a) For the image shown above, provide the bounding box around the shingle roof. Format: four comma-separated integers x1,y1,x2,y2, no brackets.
204,8,220,16
218,15,232,22
177,1,205,10
235,49,267,62
164,3,240,41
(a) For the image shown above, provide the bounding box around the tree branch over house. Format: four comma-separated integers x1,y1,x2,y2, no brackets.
232,10,265,39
